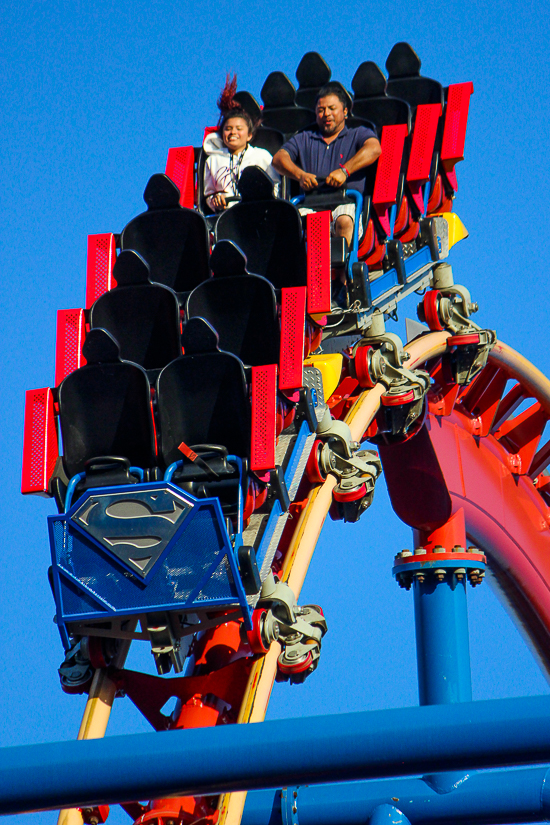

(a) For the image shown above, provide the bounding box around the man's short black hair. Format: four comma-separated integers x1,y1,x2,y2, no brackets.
315,83,350,110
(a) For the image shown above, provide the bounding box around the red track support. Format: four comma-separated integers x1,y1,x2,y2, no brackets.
55,308,86,386
86,233,116,308
21,387,58,495
165,146,195,209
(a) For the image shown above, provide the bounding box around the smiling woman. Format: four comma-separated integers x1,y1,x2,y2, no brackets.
204,76,280,212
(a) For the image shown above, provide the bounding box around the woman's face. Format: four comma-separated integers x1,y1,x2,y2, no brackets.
222,117,251,154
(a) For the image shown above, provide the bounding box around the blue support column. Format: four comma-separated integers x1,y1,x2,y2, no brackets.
413,574,472,705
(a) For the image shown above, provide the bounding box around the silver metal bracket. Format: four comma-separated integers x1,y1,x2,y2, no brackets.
257,575,328,684
315,410,382,500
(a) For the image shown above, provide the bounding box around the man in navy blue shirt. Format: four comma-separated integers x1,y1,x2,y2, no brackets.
272,83,381,247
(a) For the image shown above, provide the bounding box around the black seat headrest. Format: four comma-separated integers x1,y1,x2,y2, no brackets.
232,90,262,121
386,42,422,79
261,71,297,108
112,249,150,286
237,166,276,202
210,240,249,278
296,52,331,88
352,62,387,98
82,328,121,365
182,317,219,355
143,173,181,210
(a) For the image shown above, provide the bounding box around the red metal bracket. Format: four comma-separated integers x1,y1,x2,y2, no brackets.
85,233,116,309
251,364,277,472
306,211,331,314
407,103,442,214
441,82,474,192
21,388,59,495
279,287,306,391
165,146,195,209
55,308,86,387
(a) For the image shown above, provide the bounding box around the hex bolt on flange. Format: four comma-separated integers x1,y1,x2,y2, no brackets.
393,545,486,590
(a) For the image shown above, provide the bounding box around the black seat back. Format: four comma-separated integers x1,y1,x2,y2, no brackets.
295,52,332,110
351,62,412,132
215,167,306,289
156,318,251,467
90,250,181,372
385,42,444,108
121,174,209,294
260,72,315,137
187,241,279,367
58,329,156,479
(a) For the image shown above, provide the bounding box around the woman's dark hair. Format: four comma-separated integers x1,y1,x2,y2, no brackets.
219,108,257,137
216,74,260,137
315,83,350,110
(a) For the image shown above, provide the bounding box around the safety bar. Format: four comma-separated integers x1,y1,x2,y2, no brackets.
64,467,145,511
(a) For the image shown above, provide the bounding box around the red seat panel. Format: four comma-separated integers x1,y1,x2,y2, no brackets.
21,388,59,495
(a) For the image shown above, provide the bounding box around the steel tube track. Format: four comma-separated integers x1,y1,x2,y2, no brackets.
4,695,550,814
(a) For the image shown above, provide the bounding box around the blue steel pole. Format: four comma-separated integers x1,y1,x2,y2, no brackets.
414,572,472,705
3,696,550,814
242,766,550,825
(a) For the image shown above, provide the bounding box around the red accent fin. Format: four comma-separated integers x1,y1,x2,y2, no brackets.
178,441,198,462
165,146,195,209
407,180,424,216
373,124,408,207
441,82,474,191
374,205,391,237
251,365,277,472
86,233,116,309
279,287,306,390
407,103,442,182
306,211,331,314
55,308,86,386
22,388,59,494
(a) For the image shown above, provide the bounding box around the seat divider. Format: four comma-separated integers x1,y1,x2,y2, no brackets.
55,309,86,387
251,364,278,472
406,103,442,215
21,388,59,495
165,146,195,209
441,82,474,192
306,211,331,315
86,233,117,309
372,124,409,237
279,286,306,391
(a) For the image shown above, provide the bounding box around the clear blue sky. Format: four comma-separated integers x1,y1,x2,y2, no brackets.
2,1,550,822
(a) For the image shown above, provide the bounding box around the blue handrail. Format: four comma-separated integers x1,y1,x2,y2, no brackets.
64,466,144,511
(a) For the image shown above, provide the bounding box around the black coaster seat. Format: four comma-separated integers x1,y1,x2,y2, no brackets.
186,241,280,368
120,173,209,296
351,62,412,133
215,167,307,289
295,51,332,110
260,71,315,137
156,318,251,470
385,42,444,109
90,250,182,374
58,328,157,482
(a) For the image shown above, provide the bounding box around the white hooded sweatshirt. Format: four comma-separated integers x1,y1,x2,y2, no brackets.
203,132,280,210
